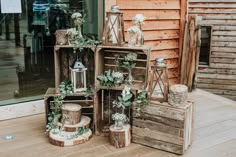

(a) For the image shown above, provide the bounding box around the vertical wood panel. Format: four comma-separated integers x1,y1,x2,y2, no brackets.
105,0,184,83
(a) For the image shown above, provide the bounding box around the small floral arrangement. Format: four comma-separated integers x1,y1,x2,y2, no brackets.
125,53,137,61
112,72,124,85
122,54,137,84
127,25,141,34
112,86,133,129
112,113,128,122
71,12,85,27
133,14,145,25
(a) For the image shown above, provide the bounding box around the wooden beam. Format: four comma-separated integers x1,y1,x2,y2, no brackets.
189,0,236,2
212,36,236,42
213,26,236,31
124,20,180,31
150,49,179,60
189,9,236,14
198,20,236,25
197,78,236,85
125,30,179,41
179,0,188,83
145,39,179,51
117,0,180,10
211,41,236,47
189,4,236,9
203,16,236,20
212,31,236,36
122,10,180,20
211,47,236,52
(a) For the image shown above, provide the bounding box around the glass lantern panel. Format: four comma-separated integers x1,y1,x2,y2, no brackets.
108,15,119,44
151,69,168,99
152,81,165,98
75,72,85,89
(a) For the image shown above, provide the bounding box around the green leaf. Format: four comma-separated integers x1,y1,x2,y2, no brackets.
123,101,132,107
107,76,114,81
48,117,53,121
118,96,122,102
123,94,133,101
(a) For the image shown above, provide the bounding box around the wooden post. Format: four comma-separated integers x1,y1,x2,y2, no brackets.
109,124,131,148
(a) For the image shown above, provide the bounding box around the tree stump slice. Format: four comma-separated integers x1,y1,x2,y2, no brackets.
168,84,188,107
61,103,82,125
57,116,91,132
49,129,92,147
109,124,131,148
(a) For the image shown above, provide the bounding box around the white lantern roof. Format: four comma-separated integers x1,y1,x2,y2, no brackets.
110,5,120,12
70,60,87,72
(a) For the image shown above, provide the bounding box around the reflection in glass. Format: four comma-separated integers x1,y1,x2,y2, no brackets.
0,0,100,105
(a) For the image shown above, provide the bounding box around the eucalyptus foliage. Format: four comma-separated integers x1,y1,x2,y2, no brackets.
59,81,73,94
97,69,116,87
134,90,149,117
46,95,65,134
112,86,133,124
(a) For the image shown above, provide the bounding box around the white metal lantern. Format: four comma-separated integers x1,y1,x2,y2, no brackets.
70,59,87,92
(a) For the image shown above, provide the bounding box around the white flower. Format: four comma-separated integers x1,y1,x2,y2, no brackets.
127,26,140,34
112,72,123,79
133,14,145,25
71,12,82,19
112,113,127,122
122,86,131,98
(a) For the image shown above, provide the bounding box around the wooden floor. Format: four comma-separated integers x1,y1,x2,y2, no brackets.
0,89,236,157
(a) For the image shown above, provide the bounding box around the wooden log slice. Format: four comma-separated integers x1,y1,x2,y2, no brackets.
109,124,131,148
61,103,82,125
57,116,91,132
49,129,92,147
168,84,188,107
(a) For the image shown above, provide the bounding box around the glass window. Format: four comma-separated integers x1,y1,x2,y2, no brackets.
0,0,103,106
199,26,211,65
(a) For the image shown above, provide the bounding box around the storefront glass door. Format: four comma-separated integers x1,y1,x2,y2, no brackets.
0,0,103,106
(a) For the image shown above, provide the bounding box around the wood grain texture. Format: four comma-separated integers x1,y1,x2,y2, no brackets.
117,0,185,83
117,0,180,9
188,1,236,100
2,90,236,156
132,101,194,155
109,124,131,148
122,10,180,20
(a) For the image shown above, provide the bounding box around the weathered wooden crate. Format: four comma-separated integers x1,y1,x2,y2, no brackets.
95,45,151,90
44,88,95,132
94,89,137,135
54,45,96,92
132,101,194,155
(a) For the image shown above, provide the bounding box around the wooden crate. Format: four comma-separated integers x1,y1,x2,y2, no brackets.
94,89,137,135
44,88,96,132
54,45,96,92
95,45,151,90
132,101,195,155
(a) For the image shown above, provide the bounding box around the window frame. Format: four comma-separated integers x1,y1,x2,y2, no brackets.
198,25,213,67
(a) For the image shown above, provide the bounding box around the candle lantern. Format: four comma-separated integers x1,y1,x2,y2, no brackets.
70,59,87,92
102,5,125,46
148,58,169,102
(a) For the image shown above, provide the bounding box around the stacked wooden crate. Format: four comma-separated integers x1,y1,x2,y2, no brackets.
132,101,194,155
94,45,151,135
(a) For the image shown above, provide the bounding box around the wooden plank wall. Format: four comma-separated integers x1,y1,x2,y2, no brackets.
188,0,236,100
105,0,187,85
